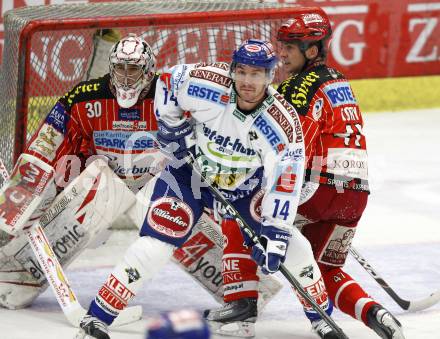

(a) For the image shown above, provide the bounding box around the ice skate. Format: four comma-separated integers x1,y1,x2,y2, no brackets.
311,319,343,339
367,304,405,339
204,297,257,337
75,315,110,339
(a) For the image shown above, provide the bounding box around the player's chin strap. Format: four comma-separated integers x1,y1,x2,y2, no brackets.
349,246,440,312
183,153,349,339
0,157,142,328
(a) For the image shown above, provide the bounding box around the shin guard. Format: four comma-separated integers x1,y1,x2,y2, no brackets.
284,228,333,321
89,236,175,324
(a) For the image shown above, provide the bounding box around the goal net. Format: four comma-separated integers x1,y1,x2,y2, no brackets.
0,0,307,176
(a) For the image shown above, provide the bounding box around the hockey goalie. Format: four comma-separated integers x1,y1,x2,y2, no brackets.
0,32,281,318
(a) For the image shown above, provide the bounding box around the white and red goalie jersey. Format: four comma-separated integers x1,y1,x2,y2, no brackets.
0,74,161,234
25,73,161,191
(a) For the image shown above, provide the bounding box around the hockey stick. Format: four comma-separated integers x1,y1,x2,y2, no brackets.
185,155,349,339
0,158,142,327
350,246,440,312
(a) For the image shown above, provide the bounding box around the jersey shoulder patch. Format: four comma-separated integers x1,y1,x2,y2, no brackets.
60,75,111,109
253,89,303,149
194,61,230,72
277,65,344,116
184,64,231,107
169,64,192,93
320,79,358,108
189,65,232,89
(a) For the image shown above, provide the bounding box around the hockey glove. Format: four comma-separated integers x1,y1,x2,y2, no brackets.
156,119,193,159
251,226,290,274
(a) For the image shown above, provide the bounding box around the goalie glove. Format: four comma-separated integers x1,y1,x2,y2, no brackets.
251,226,290,274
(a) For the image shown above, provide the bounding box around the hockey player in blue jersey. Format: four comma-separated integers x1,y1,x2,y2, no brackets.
76,39,335,339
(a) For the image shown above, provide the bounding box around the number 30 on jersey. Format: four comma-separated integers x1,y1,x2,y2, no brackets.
85,101,102,118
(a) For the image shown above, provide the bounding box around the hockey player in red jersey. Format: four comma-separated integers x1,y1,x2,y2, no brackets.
276,8,405,339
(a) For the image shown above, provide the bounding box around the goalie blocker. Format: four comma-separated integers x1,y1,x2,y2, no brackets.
0,153,56,236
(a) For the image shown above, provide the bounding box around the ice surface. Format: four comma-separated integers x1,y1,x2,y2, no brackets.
1,109,439,339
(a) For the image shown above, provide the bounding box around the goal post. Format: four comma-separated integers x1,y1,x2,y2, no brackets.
0,0,309,174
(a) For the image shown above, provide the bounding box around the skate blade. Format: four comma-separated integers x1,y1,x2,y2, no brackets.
381,315,406,339
73,329,101,339
73,329,87,339
208,320,255,337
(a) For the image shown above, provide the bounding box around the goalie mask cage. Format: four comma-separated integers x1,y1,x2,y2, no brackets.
0,0,309,174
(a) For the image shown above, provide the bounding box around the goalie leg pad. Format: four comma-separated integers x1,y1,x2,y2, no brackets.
171,212,282,310
0,282,44,310
0,159,135,309
0,231,46,309
89,235,175,324
0,253,46,309
0,153,55,235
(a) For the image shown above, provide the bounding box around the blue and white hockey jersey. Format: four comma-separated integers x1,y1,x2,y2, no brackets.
155,62,305,233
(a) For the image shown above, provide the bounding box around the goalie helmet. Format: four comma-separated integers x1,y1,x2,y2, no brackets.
231,39,277,83
109,34,156,108
277,9,332,56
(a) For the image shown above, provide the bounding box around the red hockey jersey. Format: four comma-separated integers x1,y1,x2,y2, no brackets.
278,64,369,192
25,74,161,190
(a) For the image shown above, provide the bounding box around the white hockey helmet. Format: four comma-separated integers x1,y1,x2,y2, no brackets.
109,34,156,108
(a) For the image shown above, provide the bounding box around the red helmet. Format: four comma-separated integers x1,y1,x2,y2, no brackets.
277,8,332,44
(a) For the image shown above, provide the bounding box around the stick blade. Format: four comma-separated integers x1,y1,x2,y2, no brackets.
407,290,440,312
